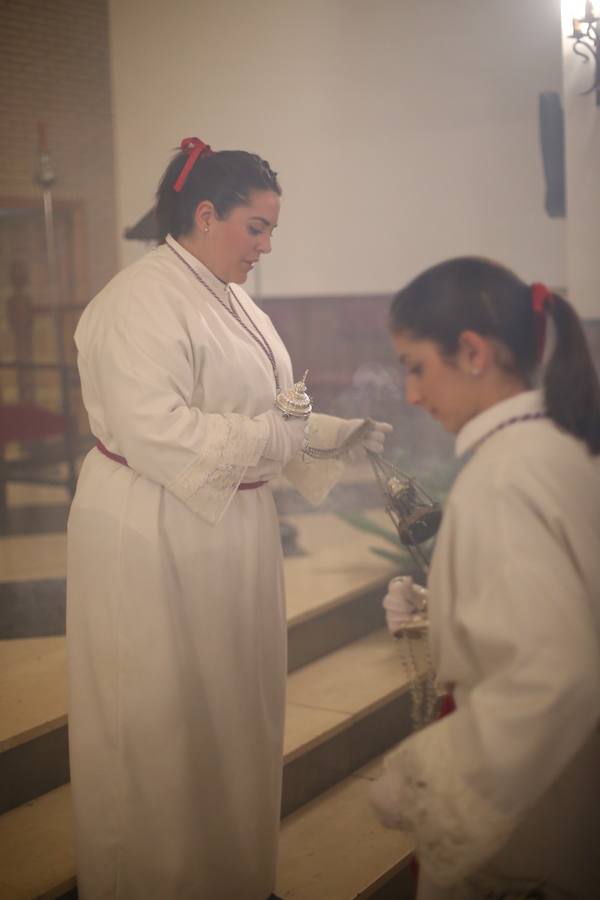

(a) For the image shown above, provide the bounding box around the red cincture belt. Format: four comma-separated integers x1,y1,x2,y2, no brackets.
95,439,128,466
94,439,267,491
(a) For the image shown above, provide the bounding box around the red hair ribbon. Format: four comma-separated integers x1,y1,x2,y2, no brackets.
173,137,213,193
531,282,553,362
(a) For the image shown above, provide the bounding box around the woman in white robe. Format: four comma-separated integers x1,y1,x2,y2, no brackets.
67,137,390,900
372,257,600,900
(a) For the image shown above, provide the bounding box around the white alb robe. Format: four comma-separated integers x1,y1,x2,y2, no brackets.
380,391,600,900
67,236,346,900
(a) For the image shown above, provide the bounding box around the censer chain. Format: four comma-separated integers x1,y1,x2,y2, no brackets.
302,418,375,460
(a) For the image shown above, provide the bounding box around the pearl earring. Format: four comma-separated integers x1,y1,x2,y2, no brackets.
471,368,481,376
204,226,209,233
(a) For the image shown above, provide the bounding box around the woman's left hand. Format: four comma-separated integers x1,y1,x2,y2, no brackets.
337,418,393,462
383,576,429,636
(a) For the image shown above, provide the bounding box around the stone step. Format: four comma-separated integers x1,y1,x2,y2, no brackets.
0,756,416,900
0,637,68,815
0,511,405,669
277,756,415,900
0,571,393,657
0,628,426,815
283,629,426,816
0,580,66,640
0,785,75,900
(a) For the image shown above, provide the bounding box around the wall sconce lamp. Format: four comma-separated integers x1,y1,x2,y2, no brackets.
569,1,600,104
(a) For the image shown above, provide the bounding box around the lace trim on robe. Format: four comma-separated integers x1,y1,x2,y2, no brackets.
167,414,268,524
382,718,519,887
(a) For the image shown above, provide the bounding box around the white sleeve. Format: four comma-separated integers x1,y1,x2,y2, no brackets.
379,480,600,886
83,292,268,525
282,413,346,505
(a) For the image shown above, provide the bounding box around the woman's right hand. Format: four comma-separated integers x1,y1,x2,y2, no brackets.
256,409,308,466
256,409,308,468
243,411,307,483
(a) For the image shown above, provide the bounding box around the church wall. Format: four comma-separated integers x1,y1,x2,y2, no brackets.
109,0,566,300
560,1,600,319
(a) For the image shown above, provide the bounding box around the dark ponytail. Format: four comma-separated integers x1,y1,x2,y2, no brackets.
390,256,600,455
544,295,600,454
156,148,281,243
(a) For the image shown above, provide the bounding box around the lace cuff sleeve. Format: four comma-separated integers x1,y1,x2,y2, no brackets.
282,413,345,505
381,719,518,887
167,413,268,524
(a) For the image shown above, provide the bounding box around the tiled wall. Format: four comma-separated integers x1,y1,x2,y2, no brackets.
0,0,118,296
0,0,118,410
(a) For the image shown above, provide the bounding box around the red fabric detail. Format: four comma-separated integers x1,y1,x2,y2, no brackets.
96,439,129,467
531,282,553,362
95,439,266,492
439,691,456,717
409,855,420,885
531,282,553,315
0,403,66,445
173,137,213,192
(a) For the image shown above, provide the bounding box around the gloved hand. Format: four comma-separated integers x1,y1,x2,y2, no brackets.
383,576,428,636
245,410,309,482
336,418,393,463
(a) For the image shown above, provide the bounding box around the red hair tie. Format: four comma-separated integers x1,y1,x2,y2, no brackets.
173,137,213,193
530,282,553,362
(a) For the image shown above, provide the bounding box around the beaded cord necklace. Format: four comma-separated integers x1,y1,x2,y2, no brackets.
471,411,547,453
167,242,281,393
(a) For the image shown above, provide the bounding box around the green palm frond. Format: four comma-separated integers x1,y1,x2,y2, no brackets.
369,546,409,565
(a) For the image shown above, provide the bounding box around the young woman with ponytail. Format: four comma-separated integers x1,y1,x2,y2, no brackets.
372,257,600,900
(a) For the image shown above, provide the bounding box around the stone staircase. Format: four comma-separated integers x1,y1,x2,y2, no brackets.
0,502,422,899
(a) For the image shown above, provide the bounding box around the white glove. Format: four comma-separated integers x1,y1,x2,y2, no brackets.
383,576,428,636
245,410,308,482
336,418,393,463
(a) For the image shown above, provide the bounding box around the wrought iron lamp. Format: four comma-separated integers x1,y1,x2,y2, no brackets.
569,1,600,105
